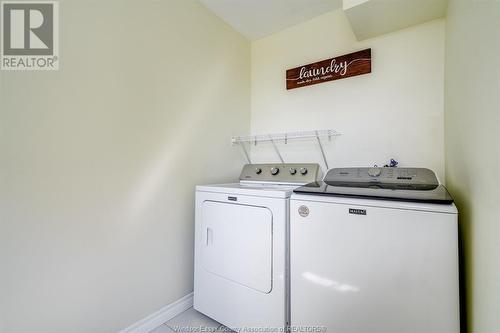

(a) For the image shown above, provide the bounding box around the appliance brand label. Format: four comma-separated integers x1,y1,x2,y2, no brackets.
349,208,366,215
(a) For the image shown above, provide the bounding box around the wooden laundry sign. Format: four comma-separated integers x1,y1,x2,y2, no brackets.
286,49,371,90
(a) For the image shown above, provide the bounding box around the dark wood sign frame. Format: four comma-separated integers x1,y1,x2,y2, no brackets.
286,49,371,90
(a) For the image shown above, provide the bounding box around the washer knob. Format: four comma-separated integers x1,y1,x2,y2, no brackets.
270,167,280,175
368,168,382,177
255,168,262,174
289,168,297,175
299,167,308,175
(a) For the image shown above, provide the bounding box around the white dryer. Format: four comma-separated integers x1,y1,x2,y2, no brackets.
194,163,322,331
290,167,459,333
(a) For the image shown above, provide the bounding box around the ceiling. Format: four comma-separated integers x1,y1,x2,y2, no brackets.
344,0,448,40
198,0,342,40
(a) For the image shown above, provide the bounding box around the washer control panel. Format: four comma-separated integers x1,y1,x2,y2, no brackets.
240,163,322,184
324,167,439,185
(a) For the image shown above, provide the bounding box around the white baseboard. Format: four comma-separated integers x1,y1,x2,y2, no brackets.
119,293,194,333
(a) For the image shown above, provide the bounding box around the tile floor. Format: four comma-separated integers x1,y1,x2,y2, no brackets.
150,308,227,333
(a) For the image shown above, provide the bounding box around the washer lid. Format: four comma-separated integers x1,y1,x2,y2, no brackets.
294,167,454,204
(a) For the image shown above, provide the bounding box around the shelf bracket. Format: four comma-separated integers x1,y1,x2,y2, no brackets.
240,143,251,164
315,130,329,170
269,135,285,163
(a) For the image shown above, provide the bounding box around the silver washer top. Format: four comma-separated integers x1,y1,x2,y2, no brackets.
324,167,439,185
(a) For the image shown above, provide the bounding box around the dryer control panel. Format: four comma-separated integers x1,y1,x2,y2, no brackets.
240,163,322,184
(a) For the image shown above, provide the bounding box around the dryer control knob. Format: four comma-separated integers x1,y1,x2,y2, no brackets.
289,168,297,175
270,167,280,175
255,168,262,174
299,167,308,175
368,168,382,177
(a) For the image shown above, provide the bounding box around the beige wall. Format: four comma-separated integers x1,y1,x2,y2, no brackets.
251,11,446,179
0,1,250,332
445,0,500,332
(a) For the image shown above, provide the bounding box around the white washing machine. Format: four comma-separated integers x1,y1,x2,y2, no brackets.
194,163,322,331
290,167,459,333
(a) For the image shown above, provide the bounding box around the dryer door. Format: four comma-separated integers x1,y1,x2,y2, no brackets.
201,201,273,293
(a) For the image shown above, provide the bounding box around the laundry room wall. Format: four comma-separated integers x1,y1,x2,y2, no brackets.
250,10,445,181
445,0,500,332
0,1,250,332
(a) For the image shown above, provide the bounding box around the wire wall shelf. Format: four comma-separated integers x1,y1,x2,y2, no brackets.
231,129,341,169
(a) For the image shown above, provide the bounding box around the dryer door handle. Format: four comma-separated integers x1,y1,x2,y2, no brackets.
206,227,213,246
